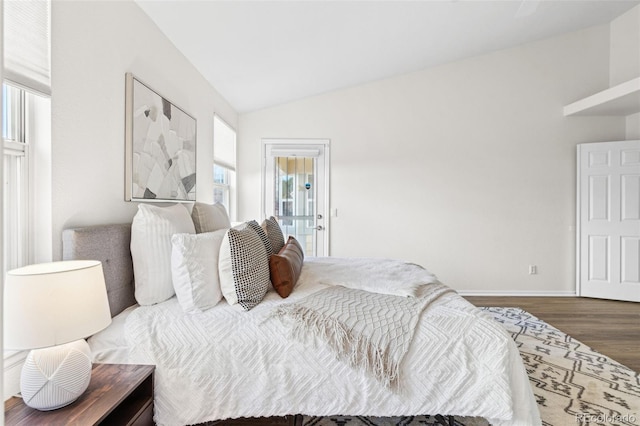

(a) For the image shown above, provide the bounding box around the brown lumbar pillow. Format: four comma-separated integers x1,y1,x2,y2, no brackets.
269,236,304,298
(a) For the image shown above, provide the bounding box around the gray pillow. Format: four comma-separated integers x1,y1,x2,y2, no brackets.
191,202,231,233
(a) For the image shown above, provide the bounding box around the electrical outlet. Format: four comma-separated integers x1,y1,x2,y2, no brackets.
528,265,537,275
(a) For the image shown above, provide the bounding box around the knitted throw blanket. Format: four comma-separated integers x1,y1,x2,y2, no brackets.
271,283,453,389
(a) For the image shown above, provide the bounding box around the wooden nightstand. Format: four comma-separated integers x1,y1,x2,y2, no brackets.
5,363,154,426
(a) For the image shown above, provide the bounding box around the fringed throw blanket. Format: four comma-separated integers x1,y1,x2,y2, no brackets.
271,283,453,389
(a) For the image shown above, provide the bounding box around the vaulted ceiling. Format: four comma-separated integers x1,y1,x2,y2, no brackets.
136,0,640,113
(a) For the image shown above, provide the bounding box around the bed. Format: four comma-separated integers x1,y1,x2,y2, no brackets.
62,211,541,426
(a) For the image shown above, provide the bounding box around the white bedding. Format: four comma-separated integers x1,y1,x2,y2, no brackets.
89,258,541,426
297,257,438,297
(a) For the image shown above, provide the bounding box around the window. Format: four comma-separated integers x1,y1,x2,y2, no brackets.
213,163,231,207
213,115,236,220
2,82,51,279
3,84,29,275
3,0,51,279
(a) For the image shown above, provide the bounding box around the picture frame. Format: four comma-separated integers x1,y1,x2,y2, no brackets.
125,73,197,202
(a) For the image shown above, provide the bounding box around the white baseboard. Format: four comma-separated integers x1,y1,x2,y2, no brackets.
3,351,26,401
458,290,577,297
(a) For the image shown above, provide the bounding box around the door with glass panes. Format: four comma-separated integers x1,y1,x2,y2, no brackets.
262,139,329,256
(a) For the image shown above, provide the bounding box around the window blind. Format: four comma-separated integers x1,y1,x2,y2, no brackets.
3,0,51,96
213,115,236,171
268,148,321,158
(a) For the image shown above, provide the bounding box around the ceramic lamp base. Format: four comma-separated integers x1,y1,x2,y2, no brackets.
20,339,92,411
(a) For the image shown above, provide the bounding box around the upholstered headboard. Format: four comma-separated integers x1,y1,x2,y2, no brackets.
62,224,136,317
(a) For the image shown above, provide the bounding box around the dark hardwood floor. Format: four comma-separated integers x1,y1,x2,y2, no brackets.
465,296,640,372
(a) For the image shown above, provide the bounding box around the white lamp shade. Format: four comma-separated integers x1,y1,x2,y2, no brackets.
4,260,112,350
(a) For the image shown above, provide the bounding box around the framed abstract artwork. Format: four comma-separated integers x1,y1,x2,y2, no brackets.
125,73,197,202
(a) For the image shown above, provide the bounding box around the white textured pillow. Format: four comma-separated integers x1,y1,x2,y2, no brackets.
130,203,196,305
171,230,226,313
191,202,232,233
219,224,271,311
261,216,285,254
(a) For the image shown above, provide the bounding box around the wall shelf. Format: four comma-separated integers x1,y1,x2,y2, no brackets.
563,77,640,116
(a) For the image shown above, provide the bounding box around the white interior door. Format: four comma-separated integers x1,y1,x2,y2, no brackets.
578,140,640,302
262,139,329,256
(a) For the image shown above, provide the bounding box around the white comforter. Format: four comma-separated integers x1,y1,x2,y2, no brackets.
122,258,540,426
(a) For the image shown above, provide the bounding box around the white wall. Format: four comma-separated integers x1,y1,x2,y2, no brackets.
238,25,626,294
628,113,640,139
51,0,237,260
609,5,640,140
609,5,640,86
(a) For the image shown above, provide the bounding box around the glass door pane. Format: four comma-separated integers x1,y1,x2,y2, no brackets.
273,156,316,255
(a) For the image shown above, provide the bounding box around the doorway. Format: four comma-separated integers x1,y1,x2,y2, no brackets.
262,139,329,256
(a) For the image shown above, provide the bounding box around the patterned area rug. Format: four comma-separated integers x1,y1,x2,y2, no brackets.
302,307,640,426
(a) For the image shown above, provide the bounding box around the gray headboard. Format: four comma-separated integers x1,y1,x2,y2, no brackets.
62,224,136,317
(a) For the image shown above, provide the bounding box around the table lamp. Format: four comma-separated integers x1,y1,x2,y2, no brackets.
4,260,112,411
